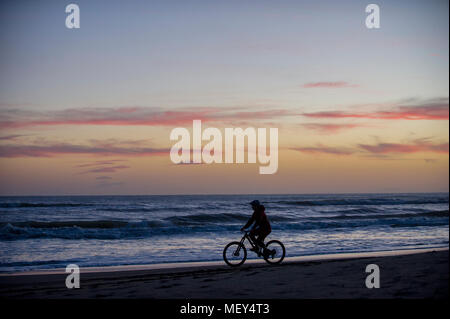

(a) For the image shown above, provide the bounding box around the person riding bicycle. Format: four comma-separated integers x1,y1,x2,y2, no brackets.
240,200,272,256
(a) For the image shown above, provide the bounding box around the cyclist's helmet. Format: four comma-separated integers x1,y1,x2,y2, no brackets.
250,200,260,207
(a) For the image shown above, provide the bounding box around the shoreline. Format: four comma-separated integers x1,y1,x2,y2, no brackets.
1,246,448,276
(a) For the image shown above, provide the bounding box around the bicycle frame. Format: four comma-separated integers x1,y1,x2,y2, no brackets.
238,231,260,252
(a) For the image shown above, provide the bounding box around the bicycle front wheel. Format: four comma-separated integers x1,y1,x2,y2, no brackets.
263,240,285,265
223,241,247,267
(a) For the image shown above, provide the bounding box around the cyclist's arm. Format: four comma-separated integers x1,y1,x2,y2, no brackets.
242,212,256,230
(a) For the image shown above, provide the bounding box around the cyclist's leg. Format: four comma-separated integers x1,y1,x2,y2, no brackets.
256,235,266,247
249,228,259,244
258,229,271,248
250,228,264,253
254,229,267,247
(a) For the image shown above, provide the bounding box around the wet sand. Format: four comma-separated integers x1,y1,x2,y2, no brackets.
0,248,447,299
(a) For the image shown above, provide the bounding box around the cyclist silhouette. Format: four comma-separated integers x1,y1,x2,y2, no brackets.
241,200,272,253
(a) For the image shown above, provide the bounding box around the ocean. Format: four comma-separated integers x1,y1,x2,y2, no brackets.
0,193,448,272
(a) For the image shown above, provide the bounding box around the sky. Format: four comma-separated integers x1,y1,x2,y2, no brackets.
0,0,448,195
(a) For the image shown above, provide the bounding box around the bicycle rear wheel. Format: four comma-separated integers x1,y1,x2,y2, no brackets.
263,240,285,264
223,241,247,267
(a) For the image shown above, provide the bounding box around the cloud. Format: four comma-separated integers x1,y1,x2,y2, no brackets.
302,98,449,120
291,139,448,156
301,123,363,133
75,159,130,177
290,146,355,155
0,106,297,129
359,141,449,154
0,140,170,158
0,134,26,141
80,165,130,174
302,81,359,88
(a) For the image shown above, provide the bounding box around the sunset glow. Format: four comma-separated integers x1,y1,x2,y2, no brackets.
0,0,448,195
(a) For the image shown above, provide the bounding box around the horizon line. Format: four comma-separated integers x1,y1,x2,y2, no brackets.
0,191,448,197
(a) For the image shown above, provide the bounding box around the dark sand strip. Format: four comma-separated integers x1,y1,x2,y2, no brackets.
0,249,447,298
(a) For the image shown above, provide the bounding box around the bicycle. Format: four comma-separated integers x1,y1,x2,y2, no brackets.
223,230,286,267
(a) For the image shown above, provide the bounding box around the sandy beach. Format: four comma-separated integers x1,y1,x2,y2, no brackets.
0,248,447,299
